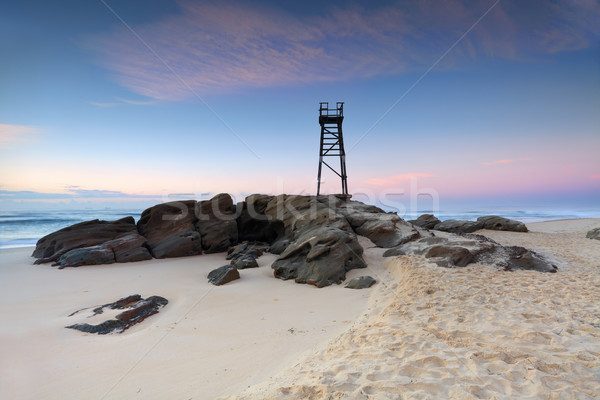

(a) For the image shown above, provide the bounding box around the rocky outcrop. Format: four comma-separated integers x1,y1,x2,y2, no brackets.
32,217,137,264
344,276,376,289
408,214,441,230
272,226,366,287
54,232,152,269
208,265,240,285
137,200,202,258
586,228,600,240
384,232,557,272
66,294,168,334
196,193,239,253
336,200,421,247
477,216,528,232
32,194,560,283
433,219,484,234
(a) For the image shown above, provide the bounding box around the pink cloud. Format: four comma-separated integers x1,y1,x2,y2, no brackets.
481,159,516,166
590,174,600,180
87,0,600,98
0,124,40,147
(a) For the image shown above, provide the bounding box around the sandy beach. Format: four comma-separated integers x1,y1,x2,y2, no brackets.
1,218,599,399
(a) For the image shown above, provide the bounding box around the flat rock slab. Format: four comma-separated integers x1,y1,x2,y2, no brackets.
66,294,168,334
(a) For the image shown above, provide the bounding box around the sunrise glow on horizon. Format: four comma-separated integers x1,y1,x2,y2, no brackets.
1,0,599,211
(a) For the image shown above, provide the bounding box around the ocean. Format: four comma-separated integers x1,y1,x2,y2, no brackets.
0,209,142,249
0,207,598,250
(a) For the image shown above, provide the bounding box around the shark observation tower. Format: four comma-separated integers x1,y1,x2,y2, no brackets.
316,101,349,197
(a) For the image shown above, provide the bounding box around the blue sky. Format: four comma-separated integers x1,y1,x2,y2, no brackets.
1,0,599,212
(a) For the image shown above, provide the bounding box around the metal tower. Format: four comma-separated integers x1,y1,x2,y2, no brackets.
317,102,348,196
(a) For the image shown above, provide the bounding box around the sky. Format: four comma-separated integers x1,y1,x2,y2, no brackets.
1,0,599,213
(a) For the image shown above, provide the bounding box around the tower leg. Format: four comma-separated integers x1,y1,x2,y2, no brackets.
317,156,323,196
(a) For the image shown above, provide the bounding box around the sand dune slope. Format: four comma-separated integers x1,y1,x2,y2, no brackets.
226,219,600,399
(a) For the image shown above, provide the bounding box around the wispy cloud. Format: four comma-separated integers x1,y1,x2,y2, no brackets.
590,174,600,181
87,0,600,99
481,157,531,166
89,98,157,107
0,124,41,147
365,172,435,187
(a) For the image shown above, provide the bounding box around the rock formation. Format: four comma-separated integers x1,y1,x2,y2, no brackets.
477,216,528,232
33,193,559,288
137,200,202,258
56,232,151,268
196,193,239,253
433,219,484,234
383,232,557,272
408,214,441,230
66,294,168,334
32,217,137,264
586,227,600,240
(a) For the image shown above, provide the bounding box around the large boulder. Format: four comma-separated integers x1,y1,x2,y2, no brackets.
195,193,239,253
408,214,441,230
137,200,202,258
336,200,420,247
32,217,138,264
477,216,528,232
272,226,367,288
434,219,484,234
586,228,600,240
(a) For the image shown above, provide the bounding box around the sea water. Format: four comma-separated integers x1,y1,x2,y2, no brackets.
0,206,598,250
0,209,142,249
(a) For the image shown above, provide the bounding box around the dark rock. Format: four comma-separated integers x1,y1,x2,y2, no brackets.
226,242,249,260
269,238,291,255
32,217,137,264
586,228,600,240
195,193,239,253
102,232,152,263
336,200,420,247
66,295,168,334
408,214,441,230
56,246,115,269
208,265,240,285
382,247,407,257
504,246,558,273
231,256,259,269
137,200,202,258
434,219,484,234
344,276,376,289
477,216,528,232
425,245,474,267
272,226,367,288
